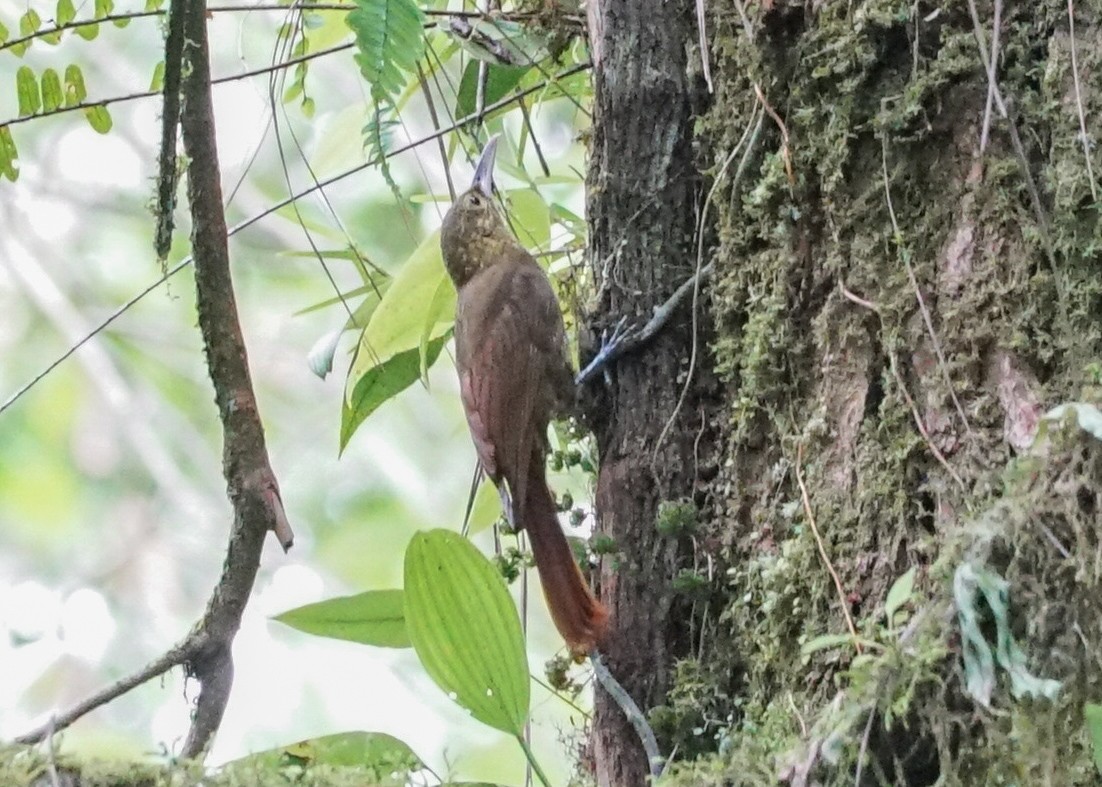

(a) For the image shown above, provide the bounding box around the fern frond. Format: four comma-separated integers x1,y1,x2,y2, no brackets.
346,0,425,101
364,98,404,204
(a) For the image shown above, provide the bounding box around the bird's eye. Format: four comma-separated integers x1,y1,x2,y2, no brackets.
469,194,482,207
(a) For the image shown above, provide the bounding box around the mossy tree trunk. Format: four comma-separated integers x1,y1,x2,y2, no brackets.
583,0,708,783
588,0,1102,784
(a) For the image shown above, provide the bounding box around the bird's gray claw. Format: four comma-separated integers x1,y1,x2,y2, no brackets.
575,316,639,387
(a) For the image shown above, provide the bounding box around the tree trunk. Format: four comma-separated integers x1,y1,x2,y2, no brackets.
588,0,1102,784
584,1,706,784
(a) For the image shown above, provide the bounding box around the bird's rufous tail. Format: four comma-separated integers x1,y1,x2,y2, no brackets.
519,460,608,654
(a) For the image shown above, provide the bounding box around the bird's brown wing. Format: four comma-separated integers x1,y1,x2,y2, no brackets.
454,254,568,511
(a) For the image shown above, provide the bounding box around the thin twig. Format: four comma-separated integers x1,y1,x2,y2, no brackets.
979,0,1002,151
965,0,1059,281
576,106,762,389
17,648,188,744
887,352,968,492
590,651,663,777
881,128,973,436
1,42,354,132
795,442,862,654
0,5,515,54
853,706,877,786
418,62,456,201
695,0,713,93
1066,0,1098,201
652,107,763,456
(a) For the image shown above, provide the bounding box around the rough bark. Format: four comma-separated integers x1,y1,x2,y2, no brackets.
584,0,706,783
629,0,1102,784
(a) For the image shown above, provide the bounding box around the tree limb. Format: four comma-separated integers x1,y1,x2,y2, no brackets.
17,0,293,756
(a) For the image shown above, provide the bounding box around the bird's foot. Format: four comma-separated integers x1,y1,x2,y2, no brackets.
575,316,638,387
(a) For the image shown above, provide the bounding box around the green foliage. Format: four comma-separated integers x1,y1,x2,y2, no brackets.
63,63,86,105
345,0,424,102
655,499,699,536
273,589,410,648
340,334,448,452
83,103,111,133
455,62,530,117
0,127,18,181
1086,703,1102,776
227,731,422,774
403,529,531,738
15,66,39,116
55,0,75,26
39,68,62,112
884,565,916,627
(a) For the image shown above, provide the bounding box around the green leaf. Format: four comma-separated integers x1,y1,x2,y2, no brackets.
144,0,165,11
56,0,77,26
84,104,112,133
468,476,504,534
40,68,63,113
508,188,550,250
455,61,530,118
346,0,425,100
19,9,41,37
884,566,916,624
273,590,410,648
0,19,9,46
149,61,165,92
800,633,856,655
341,334,447,451
226,731,421,774
94,0,113,19
0,127,19,182
74,20,98,40
64,64,87,105
954,562,1061,707
404,529,530,736
1085,703,1102,775
347,228,453,383
16,66,41,117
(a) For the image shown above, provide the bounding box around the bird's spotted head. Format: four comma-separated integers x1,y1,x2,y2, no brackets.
441,136,513,287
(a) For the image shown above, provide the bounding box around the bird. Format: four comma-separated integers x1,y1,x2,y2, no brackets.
440,136,608,655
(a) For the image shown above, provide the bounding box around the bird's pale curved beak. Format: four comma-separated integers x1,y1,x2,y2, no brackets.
472,135,499,198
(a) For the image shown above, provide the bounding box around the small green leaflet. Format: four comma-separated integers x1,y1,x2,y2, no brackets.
273,589,410,648
149,61,165,92
40,68,63,112
884,566,915,625
64,64,87,105
0,127,19,182
16,66,41,116
84,104,112,133
404,529,530,736
56,0,76,26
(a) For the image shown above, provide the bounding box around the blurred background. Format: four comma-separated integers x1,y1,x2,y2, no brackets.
0,2,592,782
